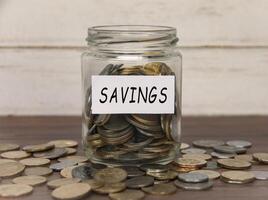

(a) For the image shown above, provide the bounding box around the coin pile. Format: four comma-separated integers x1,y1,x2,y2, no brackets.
83,62,181,165
0,138,267,199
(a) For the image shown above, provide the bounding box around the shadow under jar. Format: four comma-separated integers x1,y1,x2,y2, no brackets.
81,25,182,166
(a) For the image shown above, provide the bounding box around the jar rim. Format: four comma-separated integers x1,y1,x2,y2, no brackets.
88,25,176,33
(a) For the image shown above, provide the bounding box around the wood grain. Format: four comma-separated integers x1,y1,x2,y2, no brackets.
0,116,267,200
1,48,268,115
0,0,268,47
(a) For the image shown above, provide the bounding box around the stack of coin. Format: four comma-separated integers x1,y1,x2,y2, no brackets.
171,158,207,172
82,62,180,165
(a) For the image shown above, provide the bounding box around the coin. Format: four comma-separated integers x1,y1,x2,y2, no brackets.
234,154,254,163
33,148,67,159
1,150,31,159
173,158,207,168
24,167,53,176
0,162,25,177
20,158,50,166
72,164,93,180
211,151,236,159
93,182,126,194
190,170,220,179
126,176,154,189
12,175,47,186
204,161,219,170
213,145,247,154
140,164,168,173
60,165,80,178
183,153,212,161
0,184,33,197
147,170,177,180
0,143,20,152
50,160,78,172
193,140,225,148
82,179,103,189
47,178,81,189
52,183,91,200
48,140,78,148
121,166,145,178
253,153,268,164
109,189,145,200
226,140,252,148
180,143,190,150
91,163,107,170
217,159,251,169
178,172,209,183
174,180,213,190
65,148,77,155
251,171,268,180
94,168,127,184
141,183,177,195
181,148,206,154
221,171,255,184
0,159,17,164
22,143,54,153
58,155,88,163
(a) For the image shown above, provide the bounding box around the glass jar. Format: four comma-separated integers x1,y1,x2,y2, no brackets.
81,25,182,166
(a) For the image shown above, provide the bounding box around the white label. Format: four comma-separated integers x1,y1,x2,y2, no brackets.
91,75,175,114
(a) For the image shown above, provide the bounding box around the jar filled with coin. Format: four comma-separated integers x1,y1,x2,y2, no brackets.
81,25,182,166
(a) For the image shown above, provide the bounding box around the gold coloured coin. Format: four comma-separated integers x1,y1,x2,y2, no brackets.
253,153,268,164
0,184,33,197
141,183,177,195
47,178,81,189
147,170,177,180
180,143,190,150
0,143,20,152
58,155,88,163
60,165,83,178
24,167,53,176
48,140,78,148
0,159,17,164
190,170,220,179
217,159,251,169
52,183,91,200
0,162,25,177
183,153,212,161
20,158,50,166
93,182,126,194
12,175,47,186
173,158,207,168
1,150,31,159
234,154,254,163
94,168,127,184
109,189,145,200
22,143,54,153
65,148,77,155
82,179,104,190
221,171,255,184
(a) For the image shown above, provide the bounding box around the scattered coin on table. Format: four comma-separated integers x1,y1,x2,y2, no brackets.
126,176,154,189
109,189,145,200
217,158,252,169
33,148,67,159
47,178,81,189
23,143,55,153
193,139,225,149
20,158,50,166
12,175,47,186
48,140,78,148
24,167,53,176
0,143,20,152
178,172,209,183
0,162,25,177
1,150,31,159
142,183,177,195
58,155,88,163
226,140,252,148
221,171,255,184
0,184,33,197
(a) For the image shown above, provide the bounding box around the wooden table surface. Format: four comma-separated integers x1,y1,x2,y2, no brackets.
0,116,267,200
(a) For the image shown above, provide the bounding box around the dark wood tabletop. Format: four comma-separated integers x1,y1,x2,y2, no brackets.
0,116,267,200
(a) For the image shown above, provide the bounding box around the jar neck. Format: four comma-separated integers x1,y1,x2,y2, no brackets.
86,25,178,56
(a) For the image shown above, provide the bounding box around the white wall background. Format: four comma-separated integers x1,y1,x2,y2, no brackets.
0,0,268,116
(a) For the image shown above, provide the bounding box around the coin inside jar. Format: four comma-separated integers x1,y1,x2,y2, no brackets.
93,168,127,184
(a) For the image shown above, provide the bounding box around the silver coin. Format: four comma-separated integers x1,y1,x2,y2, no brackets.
204,161,219,170
251,171,268,180
211,151,236,159
72,164,93,180
226,140,252,148
178,173,209,183
213,145,247,154
49,160,77,172
174,180,213,190
193,140,225,149
126,176,154,189
33,148,67,159
181,148,206,154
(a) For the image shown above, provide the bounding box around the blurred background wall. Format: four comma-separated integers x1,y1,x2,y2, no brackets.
0,0,268,116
